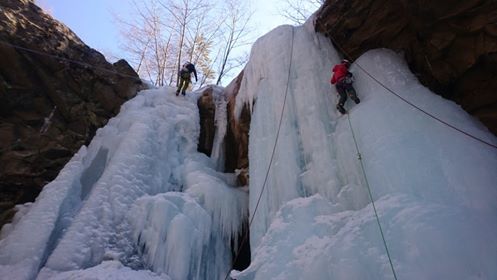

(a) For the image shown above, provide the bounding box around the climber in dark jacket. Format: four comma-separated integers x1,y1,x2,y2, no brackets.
176,62,198,96
331,59,360,114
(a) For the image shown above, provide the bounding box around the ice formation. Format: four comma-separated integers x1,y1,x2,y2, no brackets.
1,13,497,280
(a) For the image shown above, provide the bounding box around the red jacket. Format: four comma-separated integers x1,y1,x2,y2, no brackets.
330,63,348,84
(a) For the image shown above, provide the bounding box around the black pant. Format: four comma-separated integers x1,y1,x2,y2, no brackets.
336,82,358,106
177,72,191,94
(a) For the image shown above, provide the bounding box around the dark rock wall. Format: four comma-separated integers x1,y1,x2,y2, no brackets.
316,0,497,134
225,71,250,186
196,73,249,187
197,86,216,156
0,0,141,225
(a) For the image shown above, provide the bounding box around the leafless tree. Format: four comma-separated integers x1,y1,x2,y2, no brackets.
158,0,211,85
215,0,253,86
116,0,172,86
185,6,222,85
117,0,254,88
279,0,324,25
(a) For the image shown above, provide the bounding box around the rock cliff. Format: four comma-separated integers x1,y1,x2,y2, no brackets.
315,0,497,134
224,71,250,186
0,0,141,225
197,87,216,157
196,72,250,186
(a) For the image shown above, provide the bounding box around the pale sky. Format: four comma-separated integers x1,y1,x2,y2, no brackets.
35,0,292,63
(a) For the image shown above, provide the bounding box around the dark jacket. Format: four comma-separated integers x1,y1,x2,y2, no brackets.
180,63,198,82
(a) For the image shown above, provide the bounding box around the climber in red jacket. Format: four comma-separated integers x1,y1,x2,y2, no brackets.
331,59,360,114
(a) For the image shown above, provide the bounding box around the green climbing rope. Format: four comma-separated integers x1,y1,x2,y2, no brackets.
346,114,399,280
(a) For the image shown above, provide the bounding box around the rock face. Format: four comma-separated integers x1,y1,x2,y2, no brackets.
197,87,216,157
225,71,250,186
316,0,497,135
196,73,250,187
0,0,141,225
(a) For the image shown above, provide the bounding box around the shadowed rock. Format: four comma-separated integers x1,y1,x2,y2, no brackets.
0,0,142,227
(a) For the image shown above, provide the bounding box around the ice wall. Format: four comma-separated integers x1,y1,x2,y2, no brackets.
0,88,248,280
237,21,354,251
232,18,497,280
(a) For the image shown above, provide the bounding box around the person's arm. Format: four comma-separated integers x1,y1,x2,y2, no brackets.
330,66,337,84
193,67,198,82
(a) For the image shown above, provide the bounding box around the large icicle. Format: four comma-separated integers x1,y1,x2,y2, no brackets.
210,86,229,171
128,152,248,280
237,21,350,251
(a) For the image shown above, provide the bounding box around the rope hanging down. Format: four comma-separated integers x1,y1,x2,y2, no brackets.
224,26,296,280
317,19,399,279
0,41,142,81
347,114,399,280
317,23,497,150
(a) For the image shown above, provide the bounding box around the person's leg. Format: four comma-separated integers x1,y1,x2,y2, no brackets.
181,78,190,95
346,85,360,104
336,84,347,113
176,78,185,95
337,84,347,106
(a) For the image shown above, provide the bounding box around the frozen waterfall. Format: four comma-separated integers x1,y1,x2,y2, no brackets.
1,17,497,280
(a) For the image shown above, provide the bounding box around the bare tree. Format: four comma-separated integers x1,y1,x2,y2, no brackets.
279,0,324,25
184,6,221,85
158,0,211,85
116,0,254,89
116,0,171,86
215,0,253,86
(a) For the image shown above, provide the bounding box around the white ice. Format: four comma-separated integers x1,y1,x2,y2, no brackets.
45,260,169,280
0,87,248,280
232,17,497,280
209,86,229,171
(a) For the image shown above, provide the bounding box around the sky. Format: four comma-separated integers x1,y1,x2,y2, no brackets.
34,0,295,84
